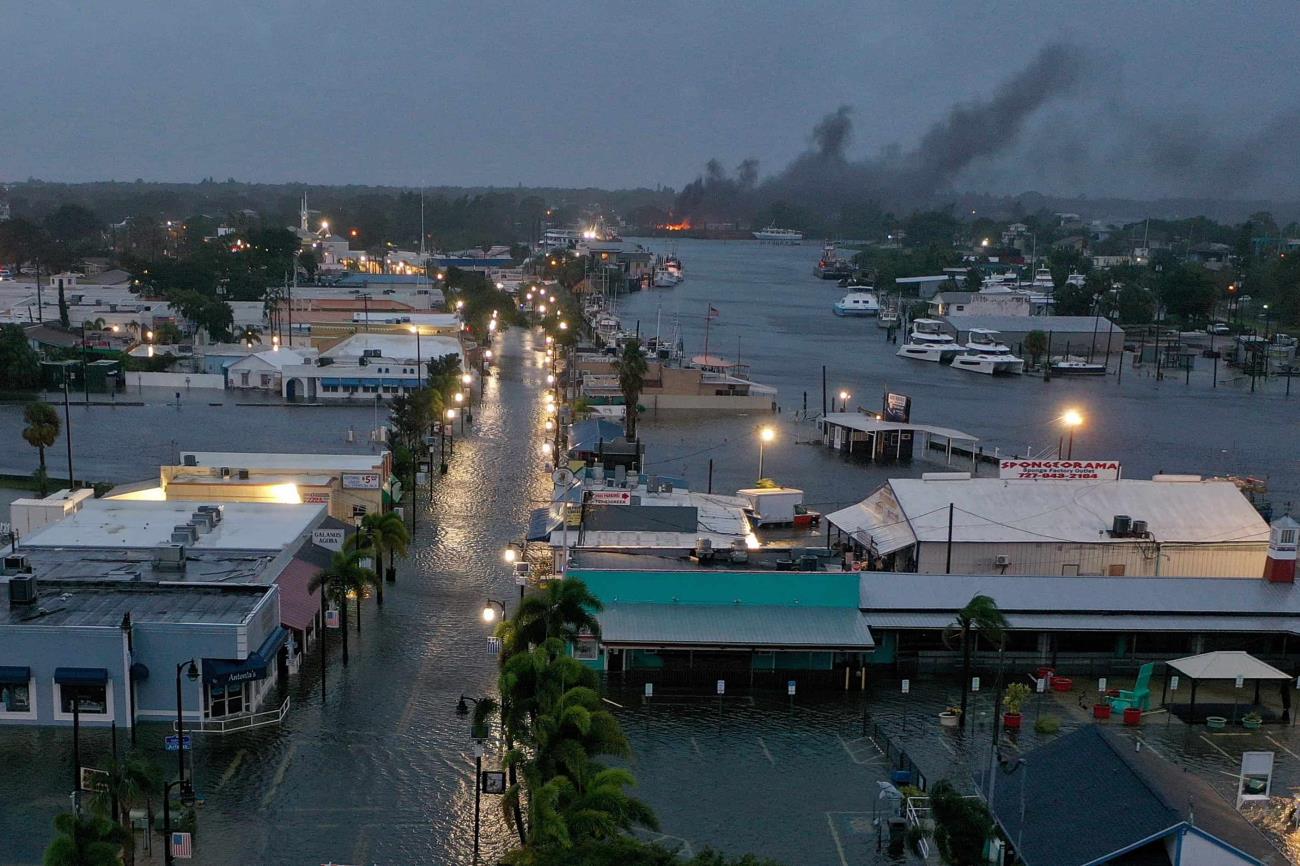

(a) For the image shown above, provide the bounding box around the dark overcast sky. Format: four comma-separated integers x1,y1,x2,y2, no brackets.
4,1,1299,198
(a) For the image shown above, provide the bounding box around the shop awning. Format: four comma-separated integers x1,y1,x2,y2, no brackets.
0,666,31,685
202,627,290,685
276,556,323,632
527,507,562,542
55,667,109,685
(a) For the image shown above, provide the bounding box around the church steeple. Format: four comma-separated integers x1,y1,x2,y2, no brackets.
299,192,309,233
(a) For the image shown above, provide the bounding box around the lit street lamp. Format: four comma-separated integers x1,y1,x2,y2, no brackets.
456,694,495,862
1060,408,1084,459
481,599,506,623
757,426,775,480
838,390,851,412
441,409,455,474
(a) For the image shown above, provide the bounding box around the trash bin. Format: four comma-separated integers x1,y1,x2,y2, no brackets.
890,769,912,786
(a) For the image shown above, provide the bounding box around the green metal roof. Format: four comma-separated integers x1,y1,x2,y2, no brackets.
597,603,874,650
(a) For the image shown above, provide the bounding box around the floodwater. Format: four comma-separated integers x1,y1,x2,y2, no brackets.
620,237,1300,510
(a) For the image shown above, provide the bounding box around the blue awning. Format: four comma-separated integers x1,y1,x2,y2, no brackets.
0,666,30,685
202,626,290,685
527,507,562,542
55,667,108,685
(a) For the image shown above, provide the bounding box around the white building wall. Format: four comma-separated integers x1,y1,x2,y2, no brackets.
916,541,1267,578
1173,827,1257,865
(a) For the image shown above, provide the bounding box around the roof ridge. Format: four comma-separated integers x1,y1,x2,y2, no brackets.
1099,727,1185,822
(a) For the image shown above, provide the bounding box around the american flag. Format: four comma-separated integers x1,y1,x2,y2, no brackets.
171,832,192,859
706,305,720,319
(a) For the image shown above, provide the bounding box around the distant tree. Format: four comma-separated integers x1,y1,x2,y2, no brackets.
902,210,959,248
614,340,648,441
1051,280,1094,316
43,204,102,248
964,268,982,291
298,249,318,279
1114,284,1155,324
943,594,1008,728
929,780,994,866
22,402,60,495
1023,330,1048,367
1046,245,1087,288
0,324,41,390
1157,264,1218,322
0,217,45,273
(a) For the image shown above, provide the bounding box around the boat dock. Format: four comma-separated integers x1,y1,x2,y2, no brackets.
819,411,978,464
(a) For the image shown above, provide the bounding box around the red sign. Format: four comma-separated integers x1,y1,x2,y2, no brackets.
999,460,1121,481
589,491,631,505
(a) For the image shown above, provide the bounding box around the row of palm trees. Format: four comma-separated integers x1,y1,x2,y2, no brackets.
43,751,166,866
308,510,410,666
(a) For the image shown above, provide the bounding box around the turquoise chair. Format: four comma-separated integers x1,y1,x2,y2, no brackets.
1108,662,1154,712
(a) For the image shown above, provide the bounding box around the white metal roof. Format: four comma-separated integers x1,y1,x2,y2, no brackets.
821,413,978,442
883,477,1268,545
1167,651,1291,681
21,500,324,551
826,486,917,555
322,333,461,362
179,452,384,472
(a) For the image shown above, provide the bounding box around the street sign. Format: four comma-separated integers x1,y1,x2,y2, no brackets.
644,682,653,698
1170,675,1180,691
164,735,193,752
480,770,507,795
1036,678,1046,693
312,528,345,551
971,677,981,692
79,767,108,793
170,831,193,859
514,574,527,587
901,679,910,694
1098,677,1107,693
1236,675,1245,689
486,636,501,657
787,680,796,696
716,679,726,695
325,608,341,629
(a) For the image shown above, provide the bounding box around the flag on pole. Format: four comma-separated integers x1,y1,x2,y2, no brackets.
706,305,720,319
171,832,193,859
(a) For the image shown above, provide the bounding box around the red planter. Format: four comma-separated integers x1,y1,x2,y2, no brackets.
1093,703,1112,720
1036,666,1055,681
1003,712,1022,730
1123,707,1143,726
1051,677,1074,693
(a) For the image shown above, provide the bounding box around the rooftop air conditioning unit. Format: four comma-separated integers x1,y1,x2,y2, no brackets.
154,543,186,571
362,348,382,358
8,574,37,606
182,454,197,466
1131,519,1148,538
694,538,714,562
190,512,213,533
994,554,1011,567
3,554,32,576
729,539,749,564
237,469,249,480
220,467,231,478
171,524,198,545
197,504,223,524
1111,515,1132,537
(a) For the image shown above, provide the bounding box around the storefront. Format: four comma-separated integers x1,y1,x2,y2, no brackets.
202,626,290,719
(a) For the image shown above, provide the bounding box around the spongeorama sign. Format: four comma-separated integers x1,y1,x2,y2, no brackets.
999,460,1121,481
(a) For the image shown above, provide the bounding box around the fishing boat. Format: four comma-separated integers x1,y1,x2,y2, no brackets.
897,342,961,364
907,318,956,345
653,269,678,288
877,310,900,328
814,243,853,280
753,225,803,244
832,291,880,317
1050,357,1107,376
663,254,684,281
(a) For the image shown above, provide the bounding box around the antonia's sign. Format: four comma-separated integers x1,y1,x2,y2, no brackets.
999,460,1121,481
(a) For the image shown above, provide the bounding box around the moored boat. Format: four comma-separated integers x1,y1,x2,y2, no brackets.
1050,358,1107,376
753,226,804,244
832,291,880,317
907,318,956,345
897,342,960,363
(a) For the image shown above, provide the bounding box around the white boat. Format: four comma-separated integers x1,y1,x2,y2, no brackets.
653,269,677,288
907,318,956,345
1050,357,1107,376
951,351,1025,375
962,328,1014,354
1030,267,1054,289
753,226,803,244
832,291,880,317
897,343,961,363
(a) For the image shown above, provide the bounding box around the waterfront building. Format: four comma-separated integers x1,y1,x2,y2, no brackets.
940,313,1125,357
828,475,1269,577
111,450,396,523
226,348,312,391
574,353,777,413
1,499,334,728
277,332,460,402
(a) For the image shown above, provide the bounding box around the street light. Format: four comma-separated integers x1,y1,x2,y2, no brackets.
162,778,196,866
1060,409,1084,459
757,426,775,479
455,694,494,862
838,390,851,412
174,660,198,790
482,599,505,623
441,408,455,474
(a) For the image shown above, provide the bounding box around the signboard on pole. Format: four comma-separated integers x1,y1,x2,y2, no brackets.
998,460,1122,481
1098,677,1107,693
971,677,981,692
998,457,1123,478
883,392,911,423
341,473,381,490
589,490,632,506
1236,675,1245,689
1236,751,1275,808
901,679,910,694
787,680,797,696
164,735,193,752
1036,678,1046,693
644,682,653,699
79,767,109,792
716,679,726,695
1170,675,1179,691
480,770,507,795
312,528,346,551
325,608,341,629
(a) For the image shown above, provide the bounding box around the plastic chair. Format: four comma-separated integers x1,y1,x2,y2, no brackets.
1108,662,1154,712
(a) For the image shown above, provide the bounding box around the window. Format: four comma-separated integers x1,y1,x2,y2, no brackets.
573,639,599,661
0,682,30,713
1281,529,1297,545
206,682,246,718
352,504,368,518
59,684,108,714
240,372,250,386
1107,564,1126,576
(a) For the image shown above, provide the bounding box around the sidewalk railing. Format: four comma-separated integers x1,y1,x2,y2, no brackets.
905,796,932,858
174,695,290,734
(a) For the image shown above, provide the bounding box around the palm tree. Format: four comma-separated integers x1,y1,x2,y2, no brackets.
235,325,262,347
89,752,162,866
358,511,410,599
42,811,131,866
22,402,60,495
499,578,603,660
613,340,647,440
308,549,377,666
943,594,1009,729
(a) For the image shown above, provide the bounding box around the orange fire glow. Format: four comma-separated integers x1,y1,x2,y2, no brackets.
659,221,692,231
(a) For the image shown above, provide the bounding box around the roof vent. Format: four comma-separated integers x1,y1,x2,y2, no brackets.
1131,519,1149,538
182,454,197,466
154,543,186,571
1111,515,1132,537
3,554,32,576
237,469,249,480
8,574,37,606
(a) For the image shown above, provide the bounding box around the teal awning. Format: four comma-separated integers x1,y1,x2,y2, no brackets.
0,666,30,684
55,667,108,685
